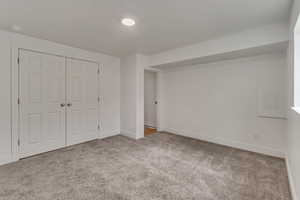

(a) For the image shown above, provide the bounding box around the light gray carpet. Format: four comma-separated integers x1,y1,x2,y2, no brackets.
0,132,291,200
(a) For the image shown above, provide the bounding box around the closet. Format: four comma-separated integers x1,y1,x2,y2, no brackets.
19,49,100,158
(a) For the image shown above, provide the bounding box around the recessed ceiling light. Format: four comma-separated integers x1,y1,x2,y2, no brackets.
121,18,135,26
12,25,22,31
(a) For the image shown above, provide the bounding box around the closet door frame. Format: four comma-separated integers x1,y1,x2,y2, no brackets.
11,45,101,161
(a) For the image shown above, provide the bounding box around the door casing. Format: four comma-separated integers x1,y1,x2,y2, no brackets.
18,48,100,158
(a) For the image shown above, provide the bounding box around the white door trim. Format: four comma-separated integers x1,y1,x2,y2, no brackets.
13,47,101,160
10,34,104,164
144,70,158,128
142,69,163,137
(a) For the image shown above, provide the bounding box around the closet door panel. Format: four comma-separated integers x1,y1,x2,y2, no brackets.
19,50,66,158
66,58,99,145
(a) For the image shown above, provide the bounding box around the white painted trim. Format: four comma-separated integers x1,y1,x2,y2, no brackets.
144,121,156,128
99,130,120,139
142,69,162,137
121,130,144,140
148,23,288,68
0,157,17,166
292,106,300,114
144,66,161,72
0,129,120,166
136,135,144,140
6,30,119,161
286,157,299,200
156,72,164,132
0,159,17,166
164,128,285,158
144,124,157,129
121,130,139,139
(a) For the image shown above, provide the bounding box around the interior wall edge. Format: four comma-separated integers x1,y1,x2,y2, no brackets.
99,129,120,139
144,122,156,128
121,129,138,140
148,23,288,68
162,51,287,73
286,156,299,200
0,156,17,166
164,128,285,158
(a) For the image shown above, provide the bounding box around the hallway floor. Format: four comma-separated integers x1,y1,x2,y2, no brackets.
144,126,157,136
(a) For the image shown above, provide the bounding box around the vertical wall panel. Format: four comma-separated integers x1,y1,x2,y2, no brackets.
0,32,11,164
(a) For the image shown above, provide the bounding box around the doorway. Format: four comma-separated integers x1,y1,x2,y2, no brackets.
144,70,158,136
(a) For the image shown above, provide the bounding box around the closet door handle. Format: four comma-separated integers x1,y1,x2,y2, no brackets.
60,103,65,107
67,103,72,107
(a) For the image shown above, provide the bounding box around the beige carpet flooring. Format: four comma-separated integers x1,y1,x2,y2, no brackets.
0,132,291,200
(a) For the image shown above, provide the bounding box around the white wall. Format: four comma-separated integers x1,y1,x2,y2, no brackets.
100,57,120,138
0,31,12,165
286,0,300,199
120,55,138,138
162,52,287,157
0,30,121,165
120,54,150,139
149,23,288,68
144,70,157,127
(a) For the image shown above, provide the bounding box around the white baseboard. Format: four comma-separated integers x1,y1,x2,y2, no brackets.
121,129,138,139
144,121,156,128
0,156,18,166
144,125,157,129
0,130,121,167
286,157,299,200
99,129,120,139
164,128,285,158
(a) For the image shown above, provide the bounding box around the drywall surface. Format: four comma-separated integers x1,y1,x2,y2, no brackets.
286,0,300,199
144,71,157,127
120,55,138,138
0,31,12,165
162,53,287,157
100,57,121,138
120,54,149,139
286,109,300,200
149,23,288,68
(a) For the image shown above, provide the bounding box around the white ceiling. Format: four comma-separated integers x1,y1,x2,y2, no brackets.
0,0,291,57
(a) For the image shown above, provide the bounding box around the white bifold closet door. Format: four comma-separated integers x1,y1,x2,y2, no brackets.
19,50,66,158
66,58,99,146
19,50,100,158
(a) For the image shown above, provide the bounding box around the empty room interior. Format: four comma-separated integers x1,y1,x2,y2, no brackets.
1,0,300,199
